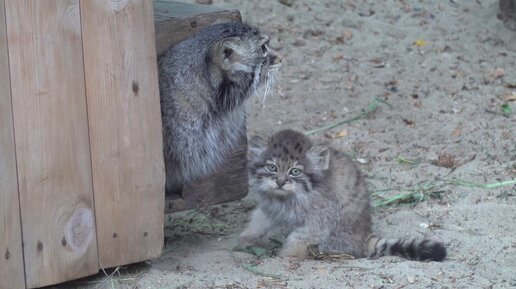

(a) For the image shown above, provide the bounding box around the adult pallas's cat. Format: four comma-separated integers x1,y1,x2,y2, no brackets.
159,22,281,195
241,129,446,261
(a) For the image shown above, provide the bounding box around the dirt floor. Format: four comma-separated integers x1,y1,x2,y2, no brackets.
48,0,515,288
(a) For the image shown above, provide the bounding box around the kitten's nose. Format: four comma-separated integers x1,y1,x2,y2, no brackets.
276,178,286,187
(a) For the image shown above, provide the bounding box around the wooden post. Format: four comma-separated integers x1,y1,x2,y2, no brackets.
81,0,165,268
0,0,25,288
500,0,516,30
5,0,98,287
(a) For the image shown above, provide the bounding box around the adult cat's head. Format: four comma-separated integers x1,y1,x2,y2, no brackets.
248,129,330,200
163,22,281,112
204,22,282,111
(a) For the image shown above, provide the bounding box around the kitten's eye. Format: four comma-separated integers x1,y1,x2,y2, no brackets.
289,168,302,177
265,164,277,173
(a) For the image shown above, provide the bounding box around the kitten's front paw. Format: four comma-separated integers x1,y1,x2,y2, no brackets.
278,244,309,259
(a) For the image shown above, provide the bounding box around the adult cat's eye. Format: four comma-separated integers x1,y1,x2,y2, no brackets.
289,168,302,176
265,163,277,173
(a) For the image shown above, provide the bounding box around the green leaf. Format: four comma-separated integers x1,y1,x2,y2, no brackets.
247,246,267,257
233,245,268,258
501,103,512,115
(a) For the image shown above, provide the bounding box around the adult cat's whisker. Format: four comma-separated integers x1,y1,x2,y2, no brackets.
262,68,280,104
262,71,273,103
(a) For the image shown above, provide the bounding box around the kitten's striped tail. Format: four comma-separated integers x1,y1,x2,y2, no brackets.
367,236,446,261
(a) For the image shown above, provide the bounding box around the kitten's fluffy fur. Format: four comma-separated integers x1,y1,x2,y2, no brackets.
159,22,281,194
241,129,446,261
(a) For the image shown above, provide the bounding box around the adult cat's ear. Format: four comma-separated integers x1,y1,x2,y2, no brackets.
248,135,267,163
307,145,330,170
216,37,239,64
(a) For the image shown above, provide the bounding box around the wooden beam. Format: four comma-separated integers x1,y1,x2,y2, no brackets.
81,0,165,268
154,0,241,56
0,0,25,288
5,0,98,287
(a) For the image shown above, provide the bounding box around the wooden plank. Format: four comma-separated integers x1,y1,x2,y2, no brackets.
5,0,98,287
0,0,25,288
81,0,165,268
154,0,241,56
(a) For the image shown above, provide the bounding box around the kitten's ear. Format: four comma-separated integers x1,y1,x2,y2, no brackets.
307,145,330,170
248,135,267,163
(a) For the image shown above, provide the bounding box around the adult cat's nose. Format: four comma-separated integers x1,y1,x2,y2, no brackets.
273,54,283,65
268,53,283,66
276,178,286,187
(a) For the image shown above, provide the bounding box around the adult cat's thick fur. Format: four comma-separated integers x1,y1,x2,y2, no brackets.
241,129,446,261
159,22,281,194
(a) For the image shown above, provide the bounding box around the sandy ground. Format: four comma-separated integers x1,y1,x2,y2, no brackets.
48,0,516,288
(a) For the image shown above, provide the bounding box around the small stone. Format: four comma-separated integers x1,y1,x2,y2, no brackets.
504,93,516,102
407,276,415,283
426,151,438,162
195,0,213,4
510,278,516,286
278,0,294,7
493,68,505,78
327,129,348,139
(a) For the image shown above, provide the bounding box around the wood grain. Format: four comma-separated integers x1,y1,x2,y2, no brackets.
154,0,241,56
5,0,98,287
0,0,25,288
81,0,165,268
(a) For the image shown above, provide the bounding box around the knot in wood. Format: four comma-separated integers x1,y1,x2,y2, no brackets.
107,0,130,12
64,208,94,255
